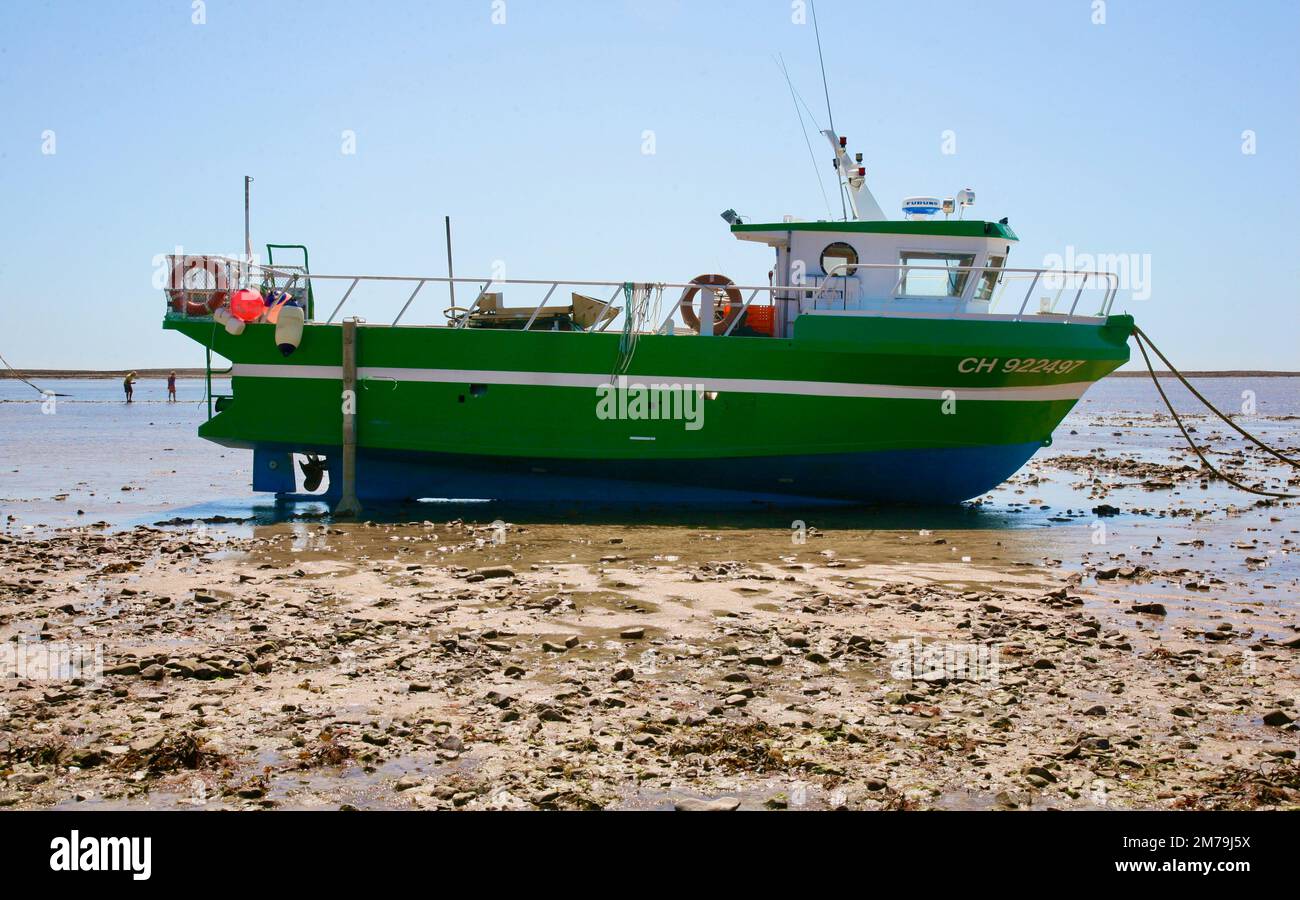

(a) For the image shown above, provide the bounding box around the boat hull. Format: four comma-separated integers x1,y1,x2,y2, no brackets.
166,311,1133,505
248,440,1044,506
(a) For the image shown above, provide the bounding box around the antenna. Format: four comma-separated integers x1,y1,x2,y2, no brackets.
810,1,847,221
776,54,833,220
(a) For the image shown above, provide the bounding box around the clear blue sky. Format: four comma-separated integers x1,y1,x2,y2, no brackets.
1,0,1297,369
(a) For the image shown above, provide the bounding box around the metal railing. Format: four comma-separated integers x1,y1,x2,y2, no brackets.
165,257,1121,331
816,261,1120,318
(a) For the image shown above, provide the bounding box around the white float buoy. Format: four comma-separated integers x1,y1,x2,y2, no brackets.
275,304,305,356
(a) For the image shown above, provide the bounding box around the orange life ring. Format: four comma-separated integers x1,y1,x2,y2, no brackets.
167,255,229,316
680,274,743,334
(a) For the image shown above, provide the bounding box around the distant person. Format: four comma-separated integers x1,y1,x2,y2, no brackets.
123,371,137,403
167,370,177,402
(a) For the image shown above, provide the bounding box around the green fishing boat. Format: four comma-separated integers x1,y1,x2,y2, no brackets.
163,132,1130,508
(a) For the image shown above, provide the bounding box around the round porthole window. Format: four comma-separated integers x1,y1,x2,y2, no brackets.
820,242,858,277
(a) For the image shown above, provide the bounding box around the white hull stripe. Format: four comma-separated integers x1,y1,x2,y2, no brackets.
229,363,1092,402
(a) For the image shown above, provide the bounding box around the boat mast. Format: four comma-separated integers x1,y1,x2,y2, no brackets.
821,130,886,221
243,176,253,270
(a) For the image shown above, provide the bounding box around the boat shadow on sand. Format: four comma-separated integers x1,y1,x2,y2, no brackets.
143,495,1047,533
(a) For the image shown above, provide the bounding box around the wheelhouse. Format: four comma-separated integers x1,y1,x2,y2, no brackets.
731,218,1020,336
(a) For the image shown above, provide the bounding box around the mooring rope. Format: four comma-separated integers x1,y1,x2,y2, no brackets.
1133,326,1299,469
1131,326,1297,499
0,349,68,397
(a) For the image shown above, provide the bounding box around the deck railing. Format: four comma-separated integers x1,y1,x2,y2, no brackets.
165,256,1122,332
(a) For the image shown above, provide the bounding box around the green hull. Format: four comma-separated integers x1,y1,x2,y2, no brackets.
166,312,1132,503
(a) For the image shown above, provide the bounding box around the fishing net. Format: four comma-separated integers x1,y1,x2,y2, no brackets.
612,282,663,378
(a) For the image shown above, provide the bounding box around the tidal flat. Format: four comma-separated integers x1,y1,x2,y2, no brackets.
0,377,1297,810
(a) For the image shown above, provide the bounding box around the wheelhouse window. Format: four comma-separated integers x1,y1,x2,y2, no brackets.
820,242,859,278
898,251,976,297
975,254,1006,302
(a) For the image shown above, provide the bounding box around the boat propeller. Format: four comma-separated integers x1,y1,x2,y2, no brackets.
299,453,327,493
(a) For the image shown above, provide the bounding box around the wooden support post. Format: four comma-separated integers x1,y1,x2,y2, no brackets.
334,318,363,517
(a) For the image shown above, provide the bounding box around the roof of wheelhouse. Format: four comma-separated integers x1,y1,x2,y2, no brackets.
731,220,1018,241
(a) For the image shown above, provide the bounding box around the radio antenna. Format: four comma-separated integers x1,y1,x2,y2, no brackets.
810,1,847,220
776,54,833,220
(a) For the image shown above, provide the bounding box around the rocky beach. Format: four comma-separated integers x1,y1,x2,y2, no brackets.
2,438,1297,811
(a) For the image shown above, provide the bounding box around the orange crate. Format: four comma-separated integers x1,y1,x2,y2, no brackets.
742,305,775,335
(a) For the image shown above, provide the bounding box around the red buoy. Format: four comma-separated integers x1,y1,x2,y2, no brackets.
230,288,265,322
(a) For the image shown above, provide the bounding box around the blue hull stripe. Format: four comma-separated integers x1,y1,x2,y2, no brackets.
256,442,1044,506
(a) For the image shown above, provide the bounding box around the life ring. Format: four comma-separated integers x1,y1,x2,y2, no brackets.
167,256,229,316
680,274,743,334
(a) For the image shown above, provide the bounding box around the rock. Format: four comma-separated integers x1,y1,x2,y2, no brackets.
619,627,645,640
104,663,140,676
781,633,809,648
1130,603,1167,615
1263,709,1293,728
612,667,634,682
1082,705,1107,716
475,566,515,580
438,735,465,752
541,641,567,653
408,682,431,693
130,734,165,754
65,749,104,768
8,772,48,787
394,775,421,792
674,796,741,812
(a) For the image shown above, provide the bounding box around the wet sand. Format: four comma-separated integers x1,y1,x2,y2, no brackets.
1,499,1296,811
